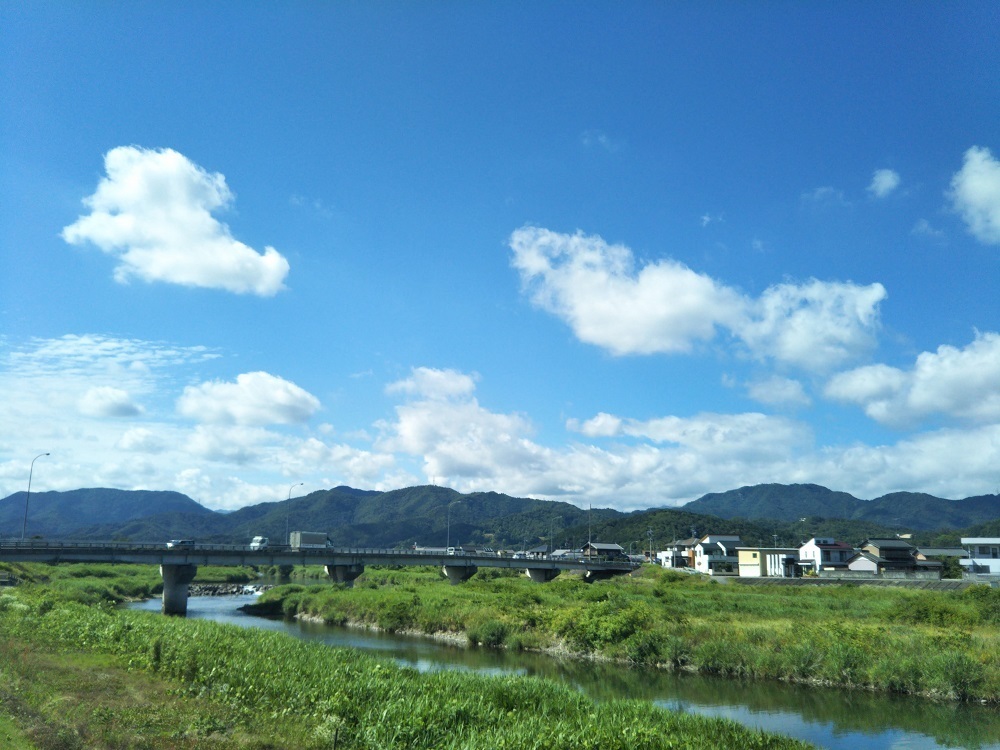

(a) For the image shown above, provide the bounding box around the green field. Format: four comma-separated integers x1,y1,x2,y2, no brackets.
0,562,813,749
249,564,1000,702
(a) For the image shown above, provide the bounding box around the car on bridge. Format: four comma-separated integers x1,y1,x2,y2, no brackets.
165,539,194,549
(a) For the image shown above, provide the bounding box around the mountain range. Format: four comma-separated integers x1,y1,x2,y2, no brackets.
1,483,997,550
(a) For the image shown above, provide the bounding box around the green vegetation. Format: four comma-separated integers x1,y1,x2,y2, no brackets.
0,572,812,750
250,565,1000,702
0,562,255,605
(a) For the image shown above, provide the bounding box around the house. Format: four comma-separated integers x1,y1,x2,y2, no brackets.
656,537,699,569
961,537,1000,576
582,542,626,560
915,547,967,561
860,539,919,571
693,535,742,575
844,538,942,577
737,547,801,578
798,537,854,573
846,550,883,574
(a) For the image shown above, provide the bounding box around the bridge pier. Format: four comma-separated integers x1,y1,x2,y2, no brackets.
325,563,365,587
526,567,560,583
160,564,197,616
443,564,477,585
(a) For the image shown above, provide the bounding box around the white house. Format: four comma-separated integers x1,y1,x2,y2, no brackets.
961,537,1000,575
657,537,699,569
693,535,742,574
798,537,854,573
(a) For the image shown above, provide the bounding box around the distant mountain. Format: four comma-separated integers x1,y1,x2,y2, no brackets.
4,483,998,549
682,483,1000,531
0,488,213,539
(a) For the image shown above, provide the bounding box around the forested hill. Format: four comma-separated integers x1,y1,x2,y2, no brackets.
3,483,998,547
682,483,1000,530
0,488,213,539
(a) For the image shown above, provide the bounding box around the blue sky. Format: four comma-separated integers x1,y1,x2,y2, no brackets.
2,3,999,512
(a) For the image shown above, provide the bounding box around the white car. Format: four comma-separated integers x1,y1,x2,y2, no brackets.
249,536,269,551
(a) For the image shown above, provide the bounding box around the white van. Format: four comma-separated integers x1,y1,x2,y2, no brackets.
250,536,269,551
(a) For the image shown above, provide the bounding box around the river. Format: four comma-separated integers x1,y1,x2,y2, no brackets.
129,595,1000,750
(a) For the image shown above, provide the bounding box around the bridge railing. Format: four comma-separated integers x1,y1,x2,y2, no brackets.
0,539,638,569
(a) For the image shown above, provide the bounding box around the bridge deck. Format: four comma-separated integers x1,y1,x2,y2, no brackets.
0,539,637,574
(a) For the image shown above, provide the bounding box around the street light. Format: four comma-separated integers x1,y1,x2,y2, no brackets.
21,452,49,540
285,482,303,545
446,500,462,550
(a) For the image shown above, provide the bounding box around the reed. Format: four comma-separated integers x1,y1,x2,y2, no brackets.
0,583,813,749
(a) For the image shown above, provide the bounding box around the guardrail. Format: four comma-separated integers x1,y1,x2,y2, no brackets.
0,539,636,569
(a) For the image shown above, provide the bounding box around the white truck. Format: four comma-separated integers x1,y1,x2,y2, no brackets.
289,531,331,549
249,536,269,551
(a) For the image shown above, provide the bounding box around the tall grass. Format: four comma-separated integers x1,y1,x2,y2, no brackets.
249,565,1000,702
0,584,812,749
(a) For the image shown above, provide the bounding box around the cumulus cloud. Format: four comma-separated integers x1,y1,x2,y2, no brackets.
386,367,478,400
378,367,539,483
510,227,744,356
78,386,142,417
736,280,886,371
62,146,290,295
177,371,320,426
510,227,885,371
868,168,900,198
950,145,1000,245
746,376,811,407
825,331,1000,426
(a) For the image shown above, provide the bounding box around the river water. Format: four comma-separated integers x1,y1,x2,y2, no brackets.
129,595,1000,750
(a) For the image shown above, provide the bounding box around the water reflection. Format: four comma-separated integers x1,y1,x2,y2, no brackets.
129,596,1000,750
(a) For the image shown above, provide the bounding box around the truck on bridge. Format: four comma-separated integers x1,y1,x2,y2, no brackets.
289,531,331,549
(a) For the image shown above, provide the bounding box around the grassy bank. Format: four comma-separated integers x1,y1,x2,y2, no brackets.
247,565,1000,702
0,578,812,750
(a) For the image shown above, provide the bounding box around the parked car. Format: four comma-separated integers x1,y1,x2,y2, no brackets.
166,539,194,549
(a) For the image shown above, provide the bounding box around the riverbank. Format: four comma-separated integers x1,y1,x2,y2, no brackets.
244,565,1000,703
0,580,814,749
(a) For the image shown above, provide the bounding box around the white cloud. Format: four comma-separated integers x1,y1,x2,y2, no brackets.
1,336,999,510
62,146,290,295
510,227,885,371
385,367,478,400
867,169,900,198
736,280,886,371
177,371,320,426
911,218,946,241
950,145,1000,245
810,423,1000,502
378,370,539,483
78,386,142,418
746,376,811,407
580,129,622,153
117,427,166,453
0,335,395,510
510,227,744,356
825,331,1000,426
801,186,850,208
568,412,624,438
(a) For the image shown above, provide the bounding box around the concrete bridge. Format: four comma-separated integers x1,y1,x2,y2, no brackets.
0,539,638,615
